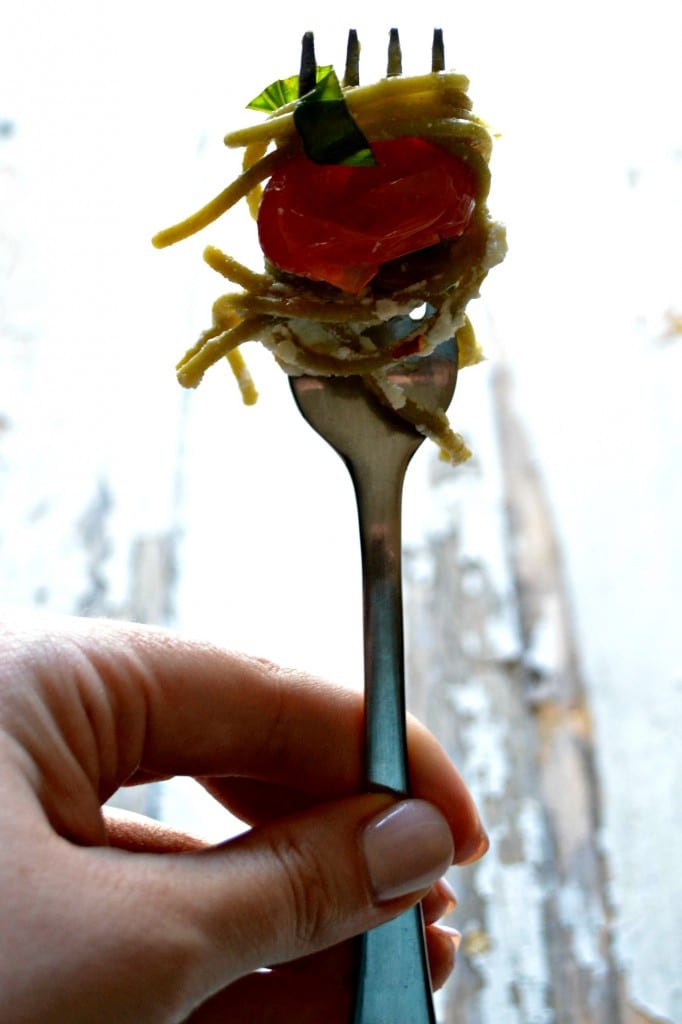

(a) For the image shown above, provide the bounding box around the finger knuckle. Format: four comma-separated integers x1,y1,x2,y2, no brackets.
270,829,338,950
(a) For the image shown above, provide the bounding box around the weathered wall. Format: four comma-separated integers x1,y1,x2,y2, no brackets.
1,3,680,1021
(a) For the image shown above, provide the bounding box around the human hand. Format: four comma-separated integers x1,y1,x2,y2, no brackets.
0,612,488,1023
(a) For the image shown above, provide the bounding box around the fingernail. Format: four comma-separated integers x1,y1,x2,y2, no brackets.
362,800,454,902
431,925,461,991
434,876,458,912
455,822,490,866
441,925,462,952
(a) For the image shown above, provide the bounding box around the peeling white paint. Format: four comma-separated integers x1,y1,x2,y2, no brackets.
463,799,555,1023
557,880,606,977
474,843,553,1024
448,679,510,800
526,595,564,678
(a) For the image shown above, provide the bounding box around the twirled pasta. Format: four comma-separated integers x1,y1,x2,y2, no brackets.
153,46,505,463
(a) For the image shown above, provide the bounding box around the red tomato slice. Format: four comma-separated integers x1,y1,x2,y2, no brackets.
257,137,476,293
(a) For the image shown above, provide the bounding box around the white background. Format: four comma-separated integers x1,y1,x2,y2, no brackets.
1,2,680,1020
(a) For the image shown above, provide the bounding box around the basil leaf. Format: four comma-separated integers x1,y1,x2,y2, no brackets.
293,69,375,166
247,66,333,113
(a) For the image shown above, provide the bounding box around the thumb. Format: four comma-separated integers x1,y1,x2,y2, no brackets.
104,794,454,1018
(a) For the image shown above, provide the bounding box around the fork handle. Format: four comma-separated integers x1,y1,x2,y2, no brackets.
354,908,437,1024
354,465,411,793
351,462,437,1024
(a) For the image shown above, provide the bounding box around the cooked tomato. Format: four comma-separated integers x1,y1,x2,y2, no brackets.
257,136,476,293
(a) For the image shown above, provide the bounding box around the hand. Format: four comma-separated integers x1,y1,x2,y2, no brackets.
0,612,488,1023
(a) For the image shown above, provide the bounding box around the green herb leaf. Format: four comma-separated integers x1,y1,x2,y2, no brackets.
247,66,333,113
293,68,376,166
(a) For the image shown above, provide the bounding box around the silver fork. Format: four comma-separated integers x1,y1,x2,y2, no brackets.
290,333,457,1024
289,31,458,1023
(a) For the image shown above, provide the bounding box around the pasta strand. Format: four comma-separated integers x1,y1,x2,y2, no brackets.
155,65,505,460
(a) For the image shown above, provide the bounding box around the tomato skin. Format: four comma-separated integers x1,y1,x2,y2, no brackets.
257,137,476,293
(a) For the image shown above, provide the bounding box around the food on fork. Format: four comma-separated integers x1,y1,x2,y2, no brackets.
153,28,505,462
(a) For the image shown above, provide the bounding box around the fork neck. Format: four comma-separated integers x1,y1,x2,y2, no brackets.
351,457,413,796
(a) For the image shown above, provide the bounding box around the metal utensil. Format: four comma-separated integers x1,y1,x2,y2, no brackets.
288,28,459,1023
290,332,458,1024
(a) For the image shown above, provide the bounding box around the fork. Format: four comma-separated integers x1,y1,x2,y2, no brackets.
290,331,457,1024
289,31,458,1024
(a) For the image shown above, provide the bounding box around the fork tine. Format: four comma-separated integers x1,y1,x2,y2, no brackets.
387,27,402,76
299,31,317,96
344,29,360,87
432,28,445,72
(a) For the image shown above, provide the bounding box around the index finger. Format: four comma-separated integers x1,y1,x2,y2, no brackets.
2,613,486,862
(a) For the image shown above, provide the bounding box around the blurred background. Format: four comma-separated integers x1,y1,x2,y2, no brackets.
1,1,680,1021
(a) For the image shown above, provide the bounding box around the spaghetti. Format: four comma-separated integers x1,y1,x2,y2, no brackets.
153,30,505,462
